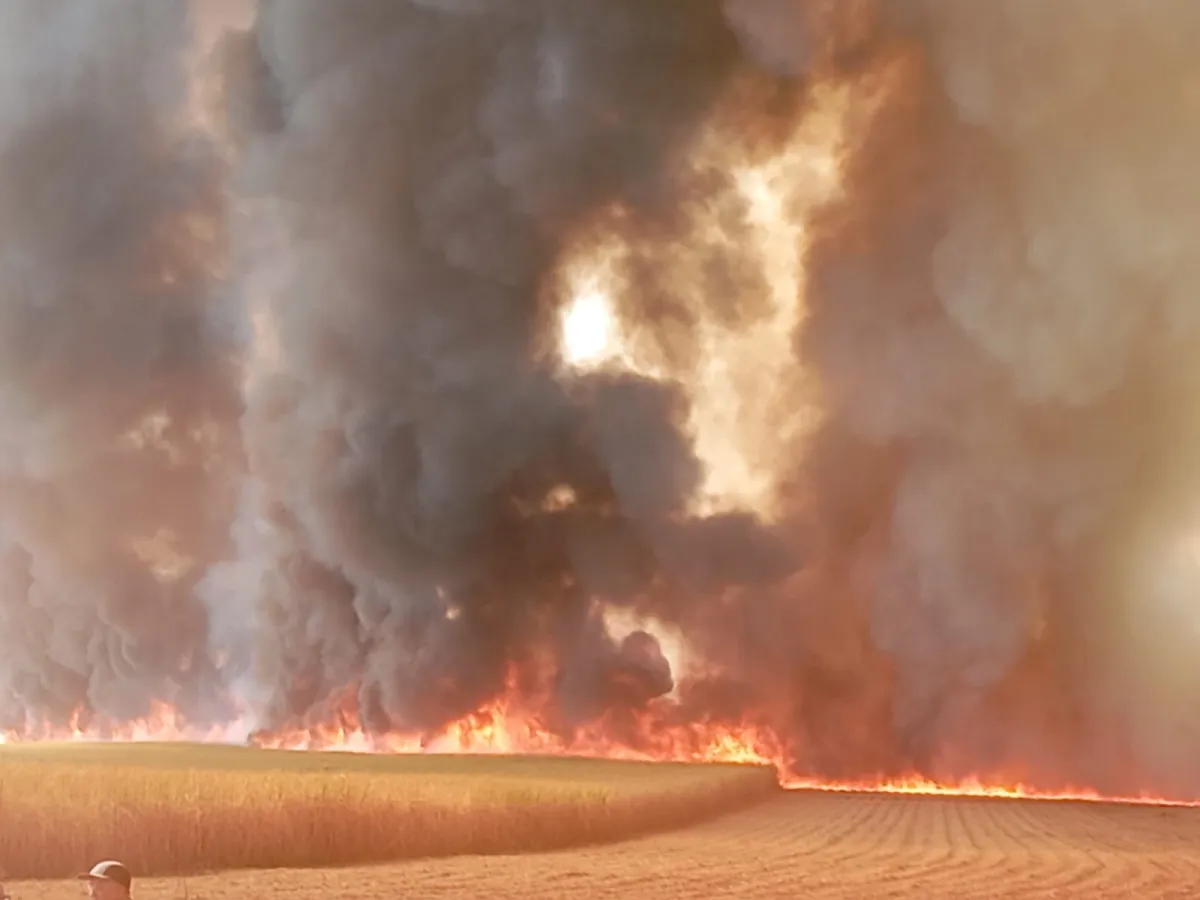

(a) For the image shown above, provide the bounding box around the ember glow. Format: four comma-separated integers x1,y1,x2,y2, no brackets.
2,0,1200,811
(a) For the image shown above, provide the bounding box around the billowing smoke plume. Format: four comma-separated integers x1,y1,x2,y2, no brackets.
199,0,799,738
799,1,1200,790
0,0,239,732
4,0,1200,797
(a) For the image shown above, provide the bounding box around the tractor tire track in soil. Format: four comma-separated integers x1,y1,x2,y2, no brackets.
21,791,1200,899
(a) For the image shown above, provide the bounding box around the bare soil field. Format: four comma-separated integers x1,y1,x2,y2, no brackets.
14,789,1200,900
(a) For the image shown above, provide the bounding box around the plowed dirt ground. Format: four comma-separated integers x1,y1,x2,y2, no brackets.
18,790,1200,900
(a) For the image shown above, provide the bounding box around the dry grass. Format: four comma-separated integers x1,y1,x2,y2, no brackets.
0,742,778,881
16,790,1200,900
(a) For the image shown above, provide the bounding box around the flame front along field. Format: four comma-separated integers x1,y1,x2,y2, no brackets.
4,700,1198,810
5,1,1200,836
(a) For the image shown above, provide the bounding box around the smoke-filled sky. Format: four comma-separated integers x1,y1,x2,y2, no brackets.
2,0,1200,797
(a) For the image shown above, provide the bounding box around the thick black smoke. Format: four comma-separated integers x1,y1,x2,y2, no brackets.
198,0,803,740
5,0,1200,797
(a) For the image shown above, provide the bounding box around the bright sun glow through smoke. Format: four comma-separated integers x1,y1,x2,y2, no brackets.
560,288,617,368
555,80,850,522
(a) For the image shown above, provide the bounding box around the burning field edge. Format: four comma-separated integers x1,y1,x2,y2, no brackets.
6,701,1200,810
3,2,1200,846
5,731,1200,883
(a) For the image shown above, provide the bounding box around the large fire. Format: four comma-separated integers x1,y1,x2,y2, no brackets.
6,1,1199,826
5,693,1198,809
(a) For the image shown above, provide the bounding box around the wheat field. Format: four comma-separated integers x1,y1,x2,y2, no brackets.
15,789,1200,900
0,742,777,881
9,743,1200,899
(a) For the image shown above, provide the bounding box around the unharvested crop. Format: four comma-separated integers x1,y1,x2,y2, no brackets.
0,743,777,880
17,788,1200,900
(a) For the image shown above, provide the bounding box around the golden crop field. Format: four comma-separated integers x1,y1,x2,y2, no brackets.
0,742,778,882
16,789,1200,900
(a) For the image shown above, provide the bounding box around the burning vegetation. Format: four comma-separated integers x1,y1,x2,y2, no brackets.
1,0,1200,806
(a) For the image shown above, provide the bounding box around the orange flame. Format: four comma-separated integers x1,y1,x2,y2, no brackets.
4,693,1198,809
0,701,253,747
247,678,788,769
781,774,1200,808
3,14,1195,820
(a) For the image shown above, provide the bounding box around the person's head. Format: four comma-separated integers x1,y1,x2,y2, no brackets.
77,861,131,900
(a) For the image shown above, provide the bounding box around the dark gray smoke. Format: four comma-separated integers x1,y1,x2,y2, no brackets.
0,0,240,733
198,0,801,741
5,0,1200,798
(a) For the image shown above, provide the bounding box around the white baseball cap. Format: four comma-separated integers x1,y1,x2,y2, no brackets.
77,860,132,891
